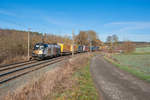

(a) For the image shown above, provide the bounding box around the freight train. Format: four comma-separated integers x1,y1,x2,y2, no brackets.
32,43,99,60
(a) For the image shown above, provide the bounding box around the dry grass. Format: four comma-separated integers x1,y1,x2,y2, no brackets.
0,29,72,66
50,60,99,100
2,54,91,100
1,56,28,65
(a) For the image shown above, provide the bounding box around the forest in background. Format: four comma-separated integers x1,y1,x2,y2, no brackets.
0,29,102,65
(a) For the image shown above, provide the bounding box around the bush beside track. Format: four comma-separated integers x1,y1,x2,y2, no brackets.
2,53,99,100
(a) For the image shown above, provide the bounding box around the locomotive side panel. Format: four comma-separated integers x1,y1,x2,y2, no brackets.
32,43,61,60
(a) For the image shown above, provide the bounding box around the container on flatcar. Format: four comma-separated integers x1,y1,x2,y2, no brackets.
78,45,83,53
94,46,99,51
99,46,101,51
70,45,78,53
57,43,71,54
83,46,89,52
90,46,99,51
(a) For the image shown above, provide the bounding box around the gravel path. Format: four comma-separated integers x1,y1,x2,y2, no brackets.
90,55,150,100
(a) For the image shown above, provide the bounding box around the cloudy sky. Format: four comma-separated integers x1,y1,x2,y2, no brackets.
0,0,150,42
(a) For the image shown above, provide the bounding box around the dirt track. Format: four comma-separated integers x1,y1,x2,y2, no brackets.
90,55,150,100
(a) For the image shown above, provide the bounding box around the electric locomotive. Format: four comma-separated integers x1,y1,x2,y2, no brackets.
32,43,61,60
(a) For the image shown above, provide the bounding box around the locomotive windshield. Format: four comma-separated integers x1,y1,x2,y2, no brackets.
34,44,45,50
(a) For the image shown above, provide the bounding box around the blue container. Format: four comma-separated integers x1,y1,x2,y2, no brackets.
78,45,83,52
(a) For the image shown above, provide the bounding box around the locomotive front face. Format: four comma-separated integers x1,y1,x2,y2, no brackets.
32,43,45,59
33,45,44,54
33,50,43,54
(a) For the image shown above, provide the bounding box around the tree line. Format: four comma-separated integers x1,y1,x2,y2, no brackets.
0,29,71,64
106,34,136,53
75,30,102,46
0,29,101,65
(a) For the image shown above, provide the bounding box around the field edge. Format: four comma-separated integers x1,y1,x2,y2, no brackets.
104,55,150,82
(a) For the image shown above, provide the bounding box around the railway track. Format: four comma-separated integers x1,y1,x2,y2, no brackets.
0,60,37,72
0,56,70,85
0,60,33,68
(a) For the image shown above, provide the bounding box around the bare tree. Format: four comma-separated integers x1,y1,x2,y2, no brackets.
106,34,119,53
122,41,135,53
106,36,113,52
0,29,72,65
106,36,113,44
112,34,118,44
75,30,102,47
87,30,100,46
75,31,88,45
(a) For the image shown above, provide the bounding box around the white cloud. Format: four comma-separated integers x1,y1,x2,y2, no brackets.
105,21,150,33
101,21,150,42
121,33,150,42
105,22,150,26
45,17,77,28
0,10,17,17
99,32,150,42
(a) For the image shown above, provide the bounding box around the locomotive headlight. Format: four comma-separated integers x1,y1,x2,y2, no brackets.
38,50,43,54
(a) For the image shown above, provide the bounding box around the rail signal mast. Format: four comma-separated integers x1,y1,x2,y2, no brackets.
88,32,92,52
28,28,31,61
72,30,74,57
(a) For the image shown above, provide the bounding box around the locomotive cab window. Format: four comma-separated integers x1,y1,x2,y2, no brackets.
39,46,44,50
34,45,44,50
34,45,40,50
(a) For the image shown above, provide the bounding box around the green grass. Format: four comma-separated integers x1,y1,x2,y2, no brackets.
131,52,150,55
104,54,150,82
135,47,150,53
53,63,99,100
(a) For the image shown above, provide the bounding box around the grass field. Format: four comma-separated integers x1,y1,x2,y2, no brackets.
111,54,150,82
135,47,150,53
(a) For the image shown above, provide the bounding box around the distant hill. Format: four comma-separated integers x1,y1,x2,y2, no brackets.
105,41,150,47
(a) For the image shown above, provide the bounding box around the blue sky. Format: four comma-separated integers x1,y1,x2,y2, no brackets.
0,0,150,42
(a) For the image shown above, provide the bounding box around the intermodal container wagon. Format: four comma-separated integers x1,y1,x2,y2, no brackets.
70,45,78,53
58,43,71,54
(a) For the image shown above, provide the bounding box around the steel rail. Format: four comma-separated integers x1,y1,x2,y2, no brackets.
0,56,68,84
0,56,66,77
0,52,86,85
0,61,30,68
0,60,37,72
